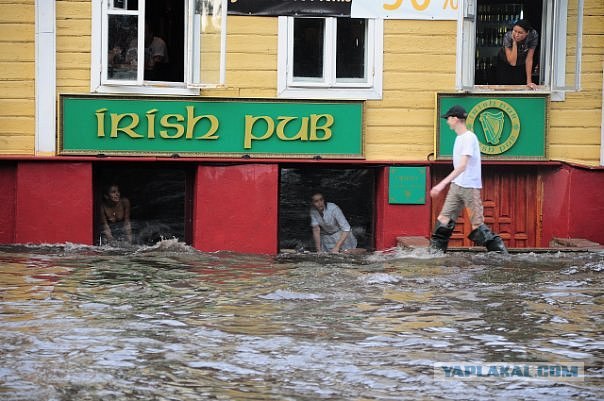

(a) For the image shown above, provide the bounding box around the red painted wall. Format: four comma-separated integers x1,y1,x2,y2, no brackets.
0,163,17,243
193,164,279,254
541,166,571,246
15,162,93,244
567,166,604,244
374,167,431,249
541,164,604,246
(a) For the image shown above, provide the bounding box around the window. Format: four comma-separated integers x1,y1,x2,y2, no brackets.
457,0,583,100
91,0,227,95
278,16,383,100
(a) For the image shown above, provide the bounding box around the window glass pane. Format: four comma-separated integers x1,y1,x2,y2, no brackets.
336,18,366,79
112,0,138,11
108,15,138,81
293,18,324,78
145,0,184,82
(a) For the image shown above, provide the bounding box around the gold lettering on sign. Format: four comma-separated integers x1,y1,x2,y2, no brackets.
276,116,308,141
244,114,335,149
111,113,142,138
159,114,185,139
310,114,333,141
185,106,219,140
96,108,108,137
146,109,158,139
244,115,275,149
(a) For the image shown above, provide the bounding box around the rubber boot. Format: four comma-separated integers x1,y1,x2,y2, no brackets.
468,224,508,254
430,220,455,253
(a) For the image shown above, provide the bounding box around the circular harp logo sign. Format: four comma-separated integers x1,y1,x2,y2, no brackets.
466,100,521,155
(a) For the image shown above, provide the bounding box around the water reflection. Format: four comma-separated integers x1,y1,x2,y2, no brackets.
0,243,602,400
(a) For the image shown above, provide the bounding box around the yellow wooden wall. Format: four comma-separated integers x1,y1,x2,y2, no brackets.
13,1,604,165
548,1,604,165
0,0,35,155
56,0,91,94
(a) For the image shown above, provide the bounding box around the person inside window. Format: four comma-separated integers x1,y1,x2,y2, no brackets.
310,192,358,253
496,19,539,89
144,23,169,81
100,184,133,246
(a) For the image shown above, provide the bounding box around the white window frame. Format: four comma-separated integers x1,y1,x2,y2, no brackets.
91,0,227,95
277,16,383,100
456,0,583,101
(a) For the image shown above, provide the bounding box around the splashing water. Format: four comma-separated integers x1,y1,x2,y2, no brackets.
0,242,602,400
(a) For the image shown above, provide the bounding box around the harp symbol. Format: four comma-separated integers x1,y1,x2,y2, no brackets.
478,111,505,145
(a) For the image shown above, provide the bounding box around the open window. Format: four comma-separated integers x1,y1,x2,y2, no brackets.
278,16,383,100
457,0,583,99
92,0,227,95
279,167,375,252
94,164,193,246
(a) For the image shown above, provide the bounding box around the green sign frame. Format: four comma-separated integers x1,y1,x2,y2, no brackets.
388,166,426,205
59,95,364,158
436,93,548,160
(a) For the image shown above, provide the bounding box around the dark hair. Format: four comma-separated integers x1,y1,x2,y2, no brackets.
514,19,533,32
102,183,120,196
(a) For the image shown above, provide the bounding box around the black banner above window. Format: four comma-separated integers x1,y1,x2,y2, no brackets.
227,0,352,17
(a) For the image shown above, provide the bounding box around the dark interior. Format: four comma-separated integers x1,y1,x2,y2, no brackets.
279,167,376,252
94,164,191,245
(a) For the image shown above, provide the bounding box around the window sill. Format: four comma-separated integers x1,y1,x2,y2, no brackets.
470,85,549,93
277,86,382,101
92,84,200,96
466,85,565,101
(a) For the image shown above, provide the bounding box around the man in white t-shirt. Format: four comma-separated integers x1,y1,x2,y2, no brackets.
429,105,507,254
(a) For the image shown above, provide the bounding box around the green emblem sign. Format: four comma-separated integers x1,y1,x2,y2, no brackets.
436,94,547,159
59,95,364,158
388,166,426,204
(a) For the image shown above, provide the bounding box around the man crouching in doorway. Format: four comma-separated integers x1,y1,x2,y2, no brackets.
429,105,508,254
310,192,358,253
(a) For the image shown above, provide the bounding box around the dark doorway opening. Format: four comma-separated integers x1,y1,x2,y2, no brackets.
94,164,192,246
279,167,375,252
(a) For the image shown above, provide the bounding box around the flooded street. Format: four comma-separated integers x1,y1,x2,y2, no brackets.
0,242,602,400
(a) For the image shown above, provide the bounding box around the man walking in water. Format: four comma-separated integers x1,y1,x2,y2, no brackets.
429,105,508,254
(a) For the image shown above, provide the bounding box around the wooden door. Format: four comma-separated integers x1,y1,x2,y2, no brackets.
431,166,540,248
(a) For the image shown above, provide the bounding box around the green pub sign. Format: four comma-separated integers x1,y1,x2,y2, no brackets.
60,95,364,158
389,166,427,205
436,93,547,159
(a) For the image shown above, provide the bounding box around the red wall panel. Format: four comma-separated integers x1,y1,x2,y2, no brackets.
0,163,17,243
541,166,571,246
193,164,278,254
567,167,604,245
374,167,431,249
16,162,93,244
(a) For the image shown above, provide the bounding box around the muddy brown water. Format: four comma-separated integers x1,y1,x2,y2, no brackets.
0,241,602,400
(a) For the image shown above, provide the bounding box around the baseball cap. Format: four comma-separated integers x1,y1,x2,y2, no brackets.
441,105,468,119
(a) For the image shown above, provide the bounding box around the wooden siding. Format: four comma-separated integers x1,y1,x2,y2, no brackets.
56,0,91,93
548,2,604,166
47,2,603,165
0,1,35,154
